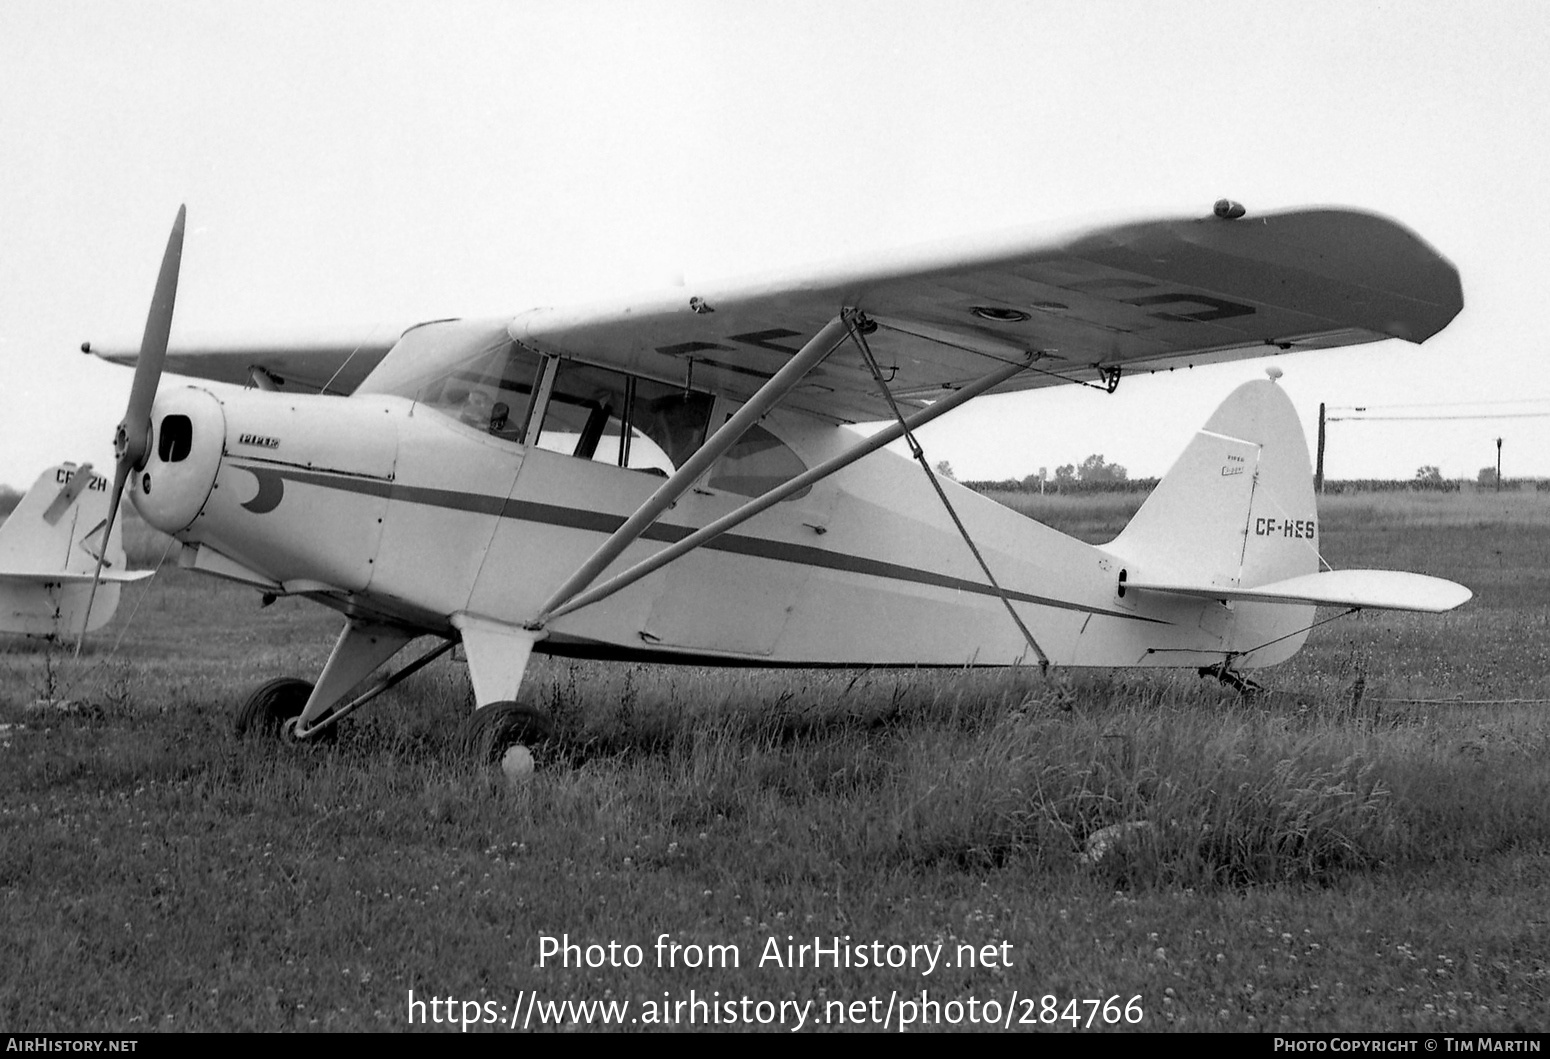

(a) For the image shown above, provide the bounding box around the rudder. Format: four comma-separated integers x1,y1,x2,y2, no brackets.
0,463,137,637
1105,379,1320,666
0,463,121,576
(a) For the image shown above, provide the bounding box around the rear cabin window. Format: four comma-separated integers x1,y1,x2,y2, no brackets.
706,424,810,500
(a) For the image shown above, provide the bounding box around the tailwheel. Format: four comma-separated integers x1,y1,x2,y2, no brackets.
1199,663,1264,697
461,701,553,768
234,677,337,744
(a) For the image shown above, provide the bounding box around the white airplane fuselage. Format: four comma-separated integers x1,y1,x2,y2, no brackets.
130,379,1311,686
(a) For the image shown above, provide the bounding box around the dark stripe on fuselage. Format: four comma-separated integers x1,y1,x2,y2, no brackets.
233,462,1165,624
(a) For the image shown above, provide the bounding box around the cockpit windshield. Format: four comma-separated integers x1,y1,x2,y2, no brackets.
357,319,716,471
357,318,543,441
357,319,809,495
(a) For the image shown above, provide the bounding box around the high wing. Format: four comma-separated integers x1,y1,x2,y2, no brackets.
83,326,402,395
511,204,1462,422
86,205,1461,420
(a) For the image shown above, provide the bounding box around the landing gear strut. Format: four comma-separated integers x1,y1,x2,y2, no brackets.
234,627,456,744
236,614,553,762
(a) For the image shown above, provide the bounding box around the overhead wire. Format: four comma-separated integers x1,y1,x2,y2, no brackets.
1328,396,1550,411
1327,396,1550,423
1328,411,1550,422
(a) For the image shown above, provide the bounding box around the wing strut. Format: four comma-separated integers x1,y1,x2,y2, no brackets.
544,351,1034,623
533,312,857,625
847,312,1053,672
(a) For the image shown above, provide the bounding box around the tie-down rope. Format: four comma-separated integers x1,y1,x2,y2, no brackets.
843,312,1051,673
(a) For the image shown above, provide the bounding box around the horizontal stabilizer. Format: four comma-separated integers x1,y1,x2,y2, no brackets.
0,569,155,585
1128,569,1472,613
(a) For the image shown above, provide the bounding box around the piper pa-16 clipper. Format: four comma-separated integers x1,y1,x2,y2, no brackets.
83,201,1469,759
0,462,149,637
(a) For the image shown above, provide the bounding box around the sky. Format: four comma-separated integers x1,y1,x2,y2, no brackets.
2,0,1548,491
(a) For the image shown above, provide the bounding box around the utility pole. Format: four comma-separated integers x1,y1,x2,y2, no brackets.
1314,402,1326,494
1496,437,1503,492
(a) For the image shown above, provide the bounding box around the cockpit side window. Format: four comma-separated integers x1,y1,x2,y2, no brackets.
534,363,714,472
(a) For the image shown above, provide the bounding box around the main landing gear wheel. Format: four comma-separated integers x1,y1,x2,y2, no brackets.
461,701,553,766
234,677,336,744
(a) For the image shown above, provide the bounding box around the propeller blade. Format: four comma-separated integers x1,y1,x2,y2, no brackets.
77,205,185,655
116,204,185,470
75,461,129,656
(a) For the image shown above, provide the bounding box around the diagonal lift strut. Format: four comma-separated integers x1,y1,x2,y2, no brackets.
544,348,1034,623
533,312,857,625
845,312,1052,671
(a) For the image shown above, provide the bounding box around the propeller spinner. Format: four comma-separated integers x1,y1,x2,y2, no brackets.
77,205,185,653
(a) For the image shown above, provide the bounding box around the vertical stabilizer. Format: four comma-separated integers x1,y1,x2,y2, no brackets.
0,463,141,636
0,464,123,575
1105,379,1320,666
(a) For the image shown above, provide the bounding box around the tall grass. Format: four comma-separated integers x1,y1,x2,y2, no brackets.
1317,489,1550,530
4,493,1549,1031
503,665,1550,889
973,489,1144,542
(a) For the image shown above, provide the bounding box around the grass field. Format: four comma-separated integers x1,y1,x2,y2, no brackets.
1,491,1547,1032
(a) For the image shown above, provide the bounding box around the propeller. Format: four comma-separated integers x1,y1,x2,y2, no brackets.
77,205,185,654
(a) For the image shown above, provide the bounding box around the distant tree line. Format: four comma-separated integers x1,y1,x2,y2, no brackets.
1322,465,1549,493
966,454,1159,494
964,457,1549,496
966,476,1161,495
1320,478,1461,495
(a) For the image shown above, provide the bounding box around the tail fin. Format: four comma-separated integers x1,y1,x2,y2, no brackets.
1109,379,1317,588
1105,378,1320,665
0,464,124,576
0,463,149,636
1104,378,1469,668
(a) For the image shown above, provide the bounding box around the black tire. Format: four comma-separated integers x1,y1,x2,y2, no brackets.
461,701,552,764
234,677,334,743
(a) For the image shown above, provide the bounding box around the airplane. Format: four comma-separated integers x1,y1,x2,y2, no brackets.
80,199,1470,760
0,462,151,637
